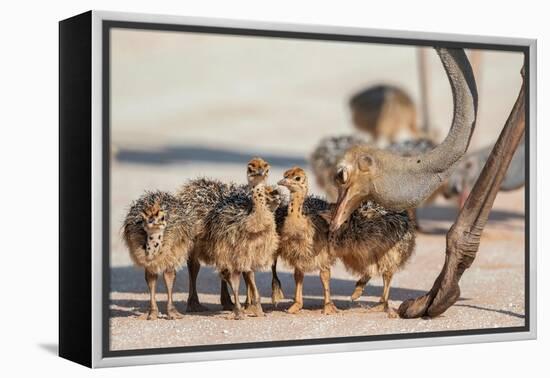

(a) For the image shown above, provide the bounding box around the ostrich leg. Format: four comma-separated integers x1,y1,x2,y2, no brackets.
399,65,526,318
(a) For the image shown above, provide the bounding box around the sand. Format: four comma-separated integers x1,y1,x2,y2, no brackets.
109,189,525,351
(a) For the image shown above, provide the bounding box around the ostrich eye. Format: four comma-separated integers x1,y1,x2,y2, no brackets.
358,154,374,172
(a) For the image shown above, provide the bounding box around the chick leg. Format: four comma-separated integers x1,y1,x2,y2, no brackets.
287,269,304,314
222,270,245,320
367,272,398,318
164,269,184,319
144,270,159,320
243,271,264,317
186,257,209,312
320,268,338,315
351,274,370,301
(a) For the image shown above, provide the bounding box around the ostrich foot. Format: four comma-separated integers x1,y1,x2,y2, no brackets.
398,281,460,318
166,307,184,320
398,258,462,319
366,303,385,313
366,302,397,317
287,302,303,314
244,303,265,317
144,309,159,320
322,302,339,315
231,309,246,320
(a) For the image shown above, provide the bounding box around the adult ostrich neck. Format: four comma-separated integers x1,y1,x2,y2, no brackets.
371,47,478,210
425,48,478,171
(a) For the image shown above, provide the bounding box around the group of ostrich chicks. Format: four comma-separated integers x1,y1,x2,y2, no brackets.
121,85,429,321
121,83,522,321
123,157,415,320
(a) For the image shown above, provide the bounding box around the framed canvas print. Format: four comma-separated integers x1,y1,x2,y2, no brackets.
59,10,537,368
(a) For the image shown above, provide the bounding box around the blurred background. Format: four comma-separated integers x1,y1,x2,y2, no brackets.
108,28,525,348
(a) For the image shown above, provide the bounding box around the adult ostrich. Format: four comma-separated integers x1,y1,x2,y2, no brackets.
330,48,478,228
330,47,526,317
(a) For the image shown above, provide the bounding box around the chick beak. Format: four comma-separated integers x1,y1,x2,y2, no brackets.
277,178,289,187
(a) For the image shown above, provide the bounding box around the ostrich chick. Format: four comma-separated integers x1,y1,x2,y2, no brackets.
177,178,241,312
122,192,193,320
276,167,337,315
322,201,415,318
178,180,283,313
203,158,279,319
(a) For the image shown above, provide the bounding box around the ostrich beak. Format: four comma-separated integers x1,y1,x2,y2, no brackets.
330,186,362,232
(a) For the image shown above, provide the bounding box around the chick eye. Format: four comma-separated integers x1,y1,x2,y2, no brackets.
160,216,165,222
248,167,253,173
148,218,154,224
295,177,301,181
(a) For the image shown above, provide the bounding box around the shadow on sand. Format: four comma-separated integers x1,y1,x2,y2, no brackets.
110,265,430,316
111,265,426,300
455,304,525,319
116,145,307,168
418,204,524,223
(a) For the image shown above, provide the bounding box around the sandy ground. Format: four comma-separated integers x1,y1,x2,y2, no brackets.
110,188,525,351
108,30,526,351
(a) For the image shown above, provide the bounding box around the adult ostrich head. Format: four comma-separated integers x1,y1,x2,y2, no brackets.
330,48,478,231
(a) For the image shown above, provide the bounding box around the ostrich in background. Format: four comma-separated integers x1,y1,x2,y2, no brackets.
444,135,525,208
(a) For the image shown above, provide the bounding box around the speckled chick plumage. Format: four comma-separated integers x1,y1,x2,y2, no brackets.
122,191,194,274
275,195,334,273
330,201,416,278
203,183,279,273
177,178,280,267
177,178,248,265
